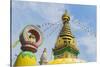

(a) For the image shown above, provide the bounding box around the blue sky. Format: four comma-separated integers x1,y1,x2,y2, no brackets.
12,1,96,65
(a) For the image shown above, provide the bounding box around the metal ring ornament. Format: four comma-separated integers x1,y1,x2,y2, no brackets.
20,25,42,53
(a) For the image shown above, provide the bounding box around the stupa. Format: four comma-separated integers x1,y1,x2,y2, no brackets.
48,11,85,64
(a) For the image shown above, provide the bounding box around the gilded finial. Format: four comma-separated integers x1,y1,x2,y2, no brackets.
65,10,68,14
62,10,70,23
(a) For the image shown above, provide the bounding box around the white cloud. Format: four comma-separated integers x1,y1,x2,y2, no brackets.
70,19,82,32
78,34,96,54
27,2,66,24
12,1,67,24
70,16,96,57
70,16,88,33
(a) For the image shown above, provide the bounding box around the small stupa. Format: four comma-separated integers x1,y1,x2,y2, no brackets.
39,48,48,65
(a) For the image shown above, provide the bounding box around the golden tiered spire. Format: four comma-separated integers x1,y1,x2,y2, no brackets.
53,11,79,59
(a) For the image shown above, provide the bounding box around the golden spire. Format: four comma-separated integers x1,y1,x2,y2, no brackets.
53,10,79,59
